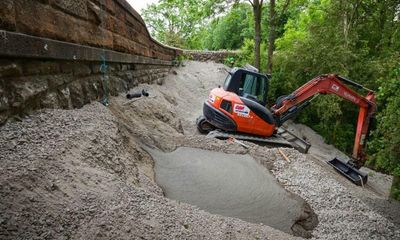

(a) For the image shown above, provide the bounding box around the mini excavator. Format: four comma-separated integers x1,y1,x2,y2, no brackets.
197,66,377,185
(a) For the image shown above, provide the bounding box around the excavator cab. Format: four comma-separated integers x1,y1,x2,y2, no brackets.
198,67,277,138
223,68,269,106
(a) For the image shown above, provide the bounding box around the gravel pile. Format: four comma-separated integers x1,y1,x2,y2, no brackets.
0,102,296,239
270,148,400,240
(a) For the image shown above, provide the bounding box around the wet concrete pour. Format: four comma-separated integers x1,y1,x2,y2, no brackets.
147,147,311,234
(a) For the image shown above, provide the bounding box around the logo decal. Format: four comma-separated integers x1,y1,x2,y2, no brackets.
234,104,250,118
344,92,359,103
331,84,340,92
208,94,215,103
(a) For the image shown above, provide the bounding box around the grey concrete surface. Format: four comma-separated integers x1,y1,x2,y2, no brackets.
147,146,307,234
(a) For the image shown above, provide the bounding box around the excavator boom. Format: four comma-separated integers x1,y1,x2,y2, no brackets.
270,74,377,185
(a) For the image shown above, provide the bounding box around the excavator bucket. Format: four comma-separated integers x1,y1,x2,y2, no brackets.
328,158,368,186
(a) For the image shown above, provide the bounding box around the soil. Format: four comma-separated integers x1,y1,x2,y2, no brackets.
1,61,399,239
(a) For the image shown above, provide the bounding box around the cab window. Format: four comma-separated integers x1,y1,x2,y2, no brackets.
239,73,267,105
223,74,231,90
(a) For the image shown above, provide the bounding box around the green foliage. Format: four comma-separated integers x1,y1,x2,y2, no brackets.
368,59,400,176
202,3,253,50
141,0,230,49
236,39,267,72
391,177,400,200
272,0,400,162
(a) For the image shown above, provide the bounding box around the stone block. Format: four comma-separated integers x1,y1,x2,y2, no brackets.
107,63,117,72
125,71,134,82
0,111,8,125
125,13,144,33
81,26,114,49
90,63,100,74
80,76,101,103
52,0,88,19
91,0,116,15
15,0,113,49
74,64,92,76
112,34,135,53
57,87,73,109
41,91,59,108
108,76,127,94
10,76,48,103
60,62,91,76
68,81,85,108
87,1,102,25
47,74,74,89
132,69,146,78
0,87,9,111
68,81,85,107
15,0,64,38
0,60,23,78
113,3,126,24
0,0,16,31
121,64,129,71
23,61,60,75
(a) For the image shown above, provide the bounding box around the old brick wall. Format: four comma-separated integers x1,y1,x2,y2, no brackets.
0,0,181,124
0,0,179,60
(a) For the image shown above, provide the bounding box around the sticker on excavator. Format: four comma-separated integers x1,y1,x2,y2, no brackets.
233,104,250,118
208,94,215,103
331,84,340,91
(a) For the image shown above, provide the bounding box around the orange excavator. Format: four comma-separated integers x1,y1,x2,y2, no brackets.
197,66,377,185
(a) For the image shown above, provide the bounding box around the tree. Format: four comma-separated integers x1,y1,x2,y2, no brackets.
267,0,291,73
248,0,263,70
203,3,253,50
142,0,238,49
267,0,275,73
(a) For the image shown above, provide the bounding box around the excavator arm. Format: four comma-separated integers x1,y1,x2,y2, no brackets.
271,74,377,170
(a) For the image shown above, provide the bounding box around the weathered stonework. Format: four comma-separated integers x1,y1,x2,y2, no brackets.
0,0,179,125
2,0,179,60
52,0,89,19
0,0,16,31
0,59,171,124
183,50,239,63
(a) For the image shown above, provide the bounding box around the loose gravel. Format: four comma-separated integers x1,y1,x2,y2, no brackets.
0,103,295,240
270,148,400,240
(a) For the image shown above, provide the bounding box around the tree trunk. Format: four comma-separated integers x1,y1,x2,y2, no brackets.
252,1,262,70
267,0,276,73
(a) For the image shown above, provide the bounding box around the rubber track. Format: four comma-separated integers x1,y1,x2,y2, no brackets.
206,127,311,153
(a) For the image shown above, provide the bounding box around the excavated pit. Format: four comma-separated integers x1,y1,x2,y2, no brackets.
147,146,317,237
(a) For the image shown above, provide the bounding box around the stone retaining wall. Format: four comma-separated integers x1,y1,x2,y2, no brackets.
0,58,170,124
0,0,180,60
183,50,239,63
0,0,181,124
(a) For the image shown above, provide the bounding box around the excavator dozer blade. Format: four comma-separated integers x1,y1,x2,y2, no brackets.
328,157,368,186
